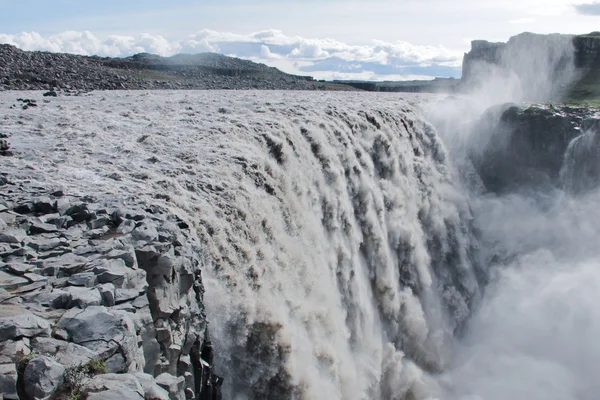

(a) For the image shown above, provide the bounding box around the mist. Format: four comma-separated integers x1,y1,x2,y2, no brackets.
423,33,600,400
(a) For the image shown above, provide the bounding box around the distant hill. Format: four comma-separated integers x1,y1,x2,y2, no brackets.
0,45,356,91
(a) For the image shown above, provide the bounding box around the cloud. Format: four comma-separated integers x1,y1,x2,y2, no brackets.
509,17,535,24
574,1,600,15
0,29,462,80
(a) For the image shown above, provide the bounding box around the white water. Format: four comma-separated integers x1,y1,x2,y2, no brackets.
1,89,598,399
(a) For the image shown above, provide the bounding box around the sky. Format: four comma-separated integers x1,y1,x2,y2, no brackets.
0,0,599,81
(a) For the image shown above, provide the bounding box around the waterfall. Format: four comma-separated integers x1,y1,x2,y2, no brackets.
187,92,483,399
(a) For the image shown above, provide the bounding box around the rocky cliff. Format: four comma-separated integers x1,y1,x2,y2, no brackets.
461,32,600,103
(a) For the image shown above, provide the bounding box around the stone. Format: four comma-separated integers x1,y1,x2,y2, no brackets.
0,311,51,341
28,221,59,234
34,290,72,309
24,356,65,400
26,237,66,252
84,372,144,393
57,307,141,372
5,262,35,275
63,286,102,308
0,338,30,364
0,230,23,244
90,217,111,230
67,272,96,287
93,259,129,288
0,363,18,400
88,226,110,239
155,372,186,400
115,288,143,304
33,197,56,214
11,280,47,294
116,219,136,234
98,283,116,307
133,372,170,400
30,337,96,366
132,223,159,242
0,271,28,290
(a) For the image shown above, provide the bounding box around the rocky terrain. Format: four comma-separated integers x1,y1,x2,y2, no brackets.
0,92,237,399
0,45,354,92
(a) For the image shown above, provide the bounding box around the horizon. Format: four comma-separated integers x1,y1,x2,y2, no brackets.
1,0,599,81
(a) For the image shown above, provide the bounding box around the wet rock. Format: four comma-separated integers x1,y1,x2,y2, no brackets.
24,356,65,400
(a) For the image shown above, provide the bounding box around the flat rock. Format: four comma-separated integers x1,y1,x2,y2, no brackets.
0,311,51,341
28,221,59,234
133,372,169,400
30,337,96,366
57,307,140,372
83,373,144,398
0,271,28,289
63,286,102,308
155,372,185,400
0,338,30,363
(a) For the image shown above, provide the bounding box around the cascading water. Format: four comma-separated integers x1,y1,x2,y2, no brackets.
191,93,483,399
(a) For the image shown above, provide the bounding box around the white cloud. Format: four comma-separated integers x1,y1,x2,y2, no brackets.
0,29,463,80
509,17,536,24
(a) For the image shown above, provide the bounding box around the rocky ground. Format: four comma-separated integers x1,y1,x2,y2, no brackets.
0,45,355,92
0,91,236,399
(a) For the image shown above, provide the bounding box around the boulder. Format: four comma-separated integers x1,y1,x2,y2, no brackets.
155,372,186,400
56,307,141,372
23,356,65,400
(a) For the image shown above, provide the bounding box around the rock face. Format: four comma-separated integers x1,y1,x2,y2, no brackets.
470,103,600,194
462,32,579,101
0,179,222,398
0,45,353,92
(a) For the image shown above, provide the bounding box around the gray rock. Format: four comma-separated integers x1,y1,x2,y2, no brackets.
30,337,96,366
0,271,28,289
0,363,18,400
5,262,36,275
0,311,51,341
83,373,144,398
24,356,65,400
87,389,144,400
115,288,143,304
0,338,30,363
33,197,56,214
116,219,136,234
63,286,102,308
132,223,159,243
133,372,170,400
26,237,64,251
57,307,141,372
28,221,59,234
90,217,111,230
0,230,24,244
11,280,47,294
98,283,116,307
67,272,96,287
155,372,185,400
93,259,129,288
34,290,72,309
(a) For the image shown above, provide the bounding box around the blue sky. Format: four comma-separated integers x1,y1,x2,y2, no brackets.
1,0,599,80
